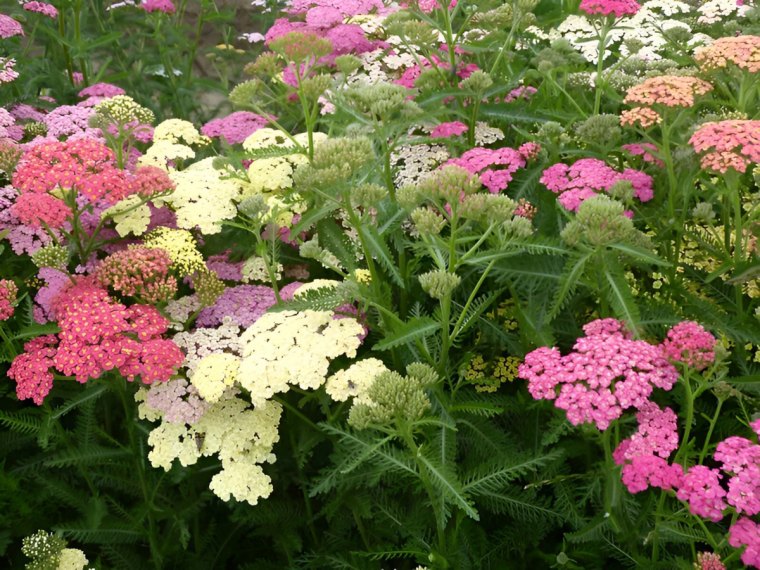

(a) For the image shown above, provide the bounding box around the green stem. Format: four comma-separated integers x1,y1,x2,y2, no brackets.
675,370,695,467
593,20,611,115
698,398,724,464
116,378,162,569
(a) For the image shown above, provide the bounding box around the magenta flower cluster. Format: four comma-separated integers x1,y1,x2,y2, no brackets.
540,158,654,211
445,144,538,193
518,318,679,430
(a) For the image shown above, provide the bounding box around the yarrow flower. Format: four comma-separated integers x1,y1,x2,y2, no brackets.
689,120,760,174
0,58,19,84
237,309,365,406
201,112,270,145
11,192,71,229
518,319,679,430
430,121,468,139
676,465,727,522
622,143,664,167
196,283,301,328
694,552,726,570
23,2,59,18
660,321,717,370
78,82,125,99
141,0,176,13
445,146,528,193
0,15,24,39
8,279,183,404
0,279,18,321
12,138,132,203
623,76,713,109
613,402,682,493
540,158,654,211
141,378,210,424
96,246,178,303
579,0,641,17
729,517,760,568
694,35,760,74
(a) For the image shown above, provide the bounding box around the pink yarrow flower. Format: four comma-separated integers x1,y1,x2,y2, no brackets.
579,0,641,17
23,2,59,18
445,147,529,193
0,15,24,38
518,319,679,430
689,120,760,174
676,465,727,522
201,111,271,145
78,82,126,99
430,121,468,139
0,58,19,84
729,517,760,568
660,321,717,370
540,158,654,211
140,0,176,13
0,279,18,321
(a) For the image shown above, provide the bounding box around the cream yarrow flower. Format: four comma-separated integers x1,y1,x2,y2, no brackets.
326,358,389,404
153,118,210,146
190,353,240,403
242,255,282,283
138,140,196,170
102,194,151,237
244,129,327,193
237,310,364,406
157,157,242,234
58,548,90,570
146,392,283,505
143,228,205,276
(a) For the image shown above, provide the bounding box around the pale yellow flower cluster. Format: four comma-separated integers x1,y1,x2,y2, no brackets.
143,227,205,276
58,548,90,570
325,357,389,404
139,119,210,169
238,309,365,406
143,298,367,505
242,255,282,283
101,194,151,237
157,157,243,234
146,392,283,506
243,128,327,194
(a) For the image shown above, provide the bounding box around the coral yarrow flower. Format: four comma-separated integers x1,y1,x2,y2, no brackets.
624,75,713,108
695,35,760,74
689,120,760,173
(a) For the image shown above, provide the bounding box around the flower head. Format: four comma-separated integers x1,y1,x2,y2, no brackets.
0,15,24,39
689,120,760,174
0,279,18,321
624,76,713,108
661,321,717,370
579,0,640,17
518,319,679,430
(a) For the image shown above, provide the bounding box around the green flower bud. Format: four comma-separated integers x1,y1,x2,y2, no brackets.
501,216,534,239
229,79,264,109
335,55,362,76
411,207,447,235
418,269,461,299
692,202,716,223
574,114,622,149
31,244,68,270
348,368,432,429
238,194,269,219
351,183,387,208
460,70,494,93
193,269,226,307
244,52,282,78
